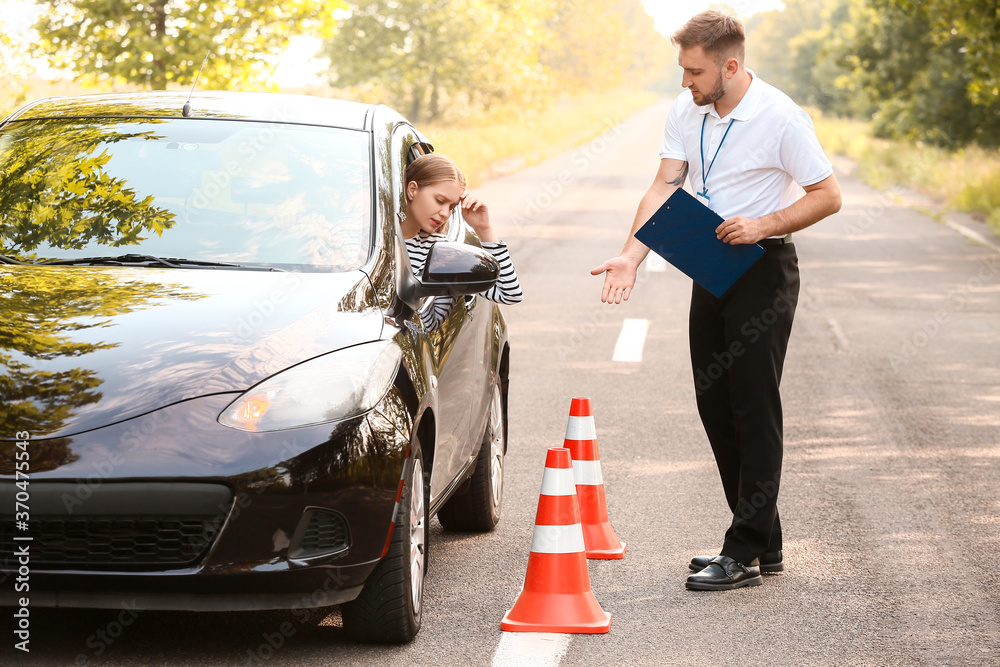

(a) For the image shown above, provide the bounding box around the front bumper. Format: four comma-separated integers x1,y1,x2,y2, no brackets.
0,388,414,610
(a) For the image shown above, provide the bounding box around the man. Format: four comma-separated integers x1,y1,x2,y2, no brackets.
592,10,841,591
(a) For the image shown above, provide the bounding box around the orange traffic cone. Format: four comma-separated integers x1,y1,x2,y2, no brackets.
501,447,612,634
564,397,626,559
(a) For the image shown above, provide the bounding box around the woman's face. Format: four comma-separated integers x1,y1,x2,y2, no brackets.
405,179,463,236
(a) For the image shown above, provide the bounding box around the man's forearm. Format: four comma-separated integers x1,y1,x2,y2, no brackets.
759,175,842,237
619,161,689,263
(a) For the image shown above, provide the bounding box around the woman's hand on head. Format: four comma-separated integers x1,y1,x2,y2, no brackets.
460,192,498,242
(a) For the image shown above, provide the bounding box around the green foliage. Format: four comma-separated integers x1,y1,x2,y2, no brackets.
750,0,1000,149
324,0,672,123
544,0,674,94
0,266,203,437
840,0,1000,148
956,168,1000,224
812,112,1000,236
326,0,554,123
889,0,1000,107
747,0,864,116
0,118,176,256
32,0,344,90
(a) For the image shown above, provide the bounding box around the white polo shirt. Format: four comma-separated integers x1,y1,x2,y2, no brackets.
659,70,832,222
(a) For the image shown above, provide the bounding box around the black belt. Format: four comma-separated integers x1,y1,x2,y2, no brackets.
758,235,792,247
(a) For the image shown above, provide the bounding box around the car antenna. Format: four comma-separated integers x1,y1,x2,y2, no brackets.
182,51,211,117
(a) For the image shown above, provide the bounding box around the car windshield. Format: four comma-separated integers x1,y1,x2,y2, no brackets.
0,117,372,271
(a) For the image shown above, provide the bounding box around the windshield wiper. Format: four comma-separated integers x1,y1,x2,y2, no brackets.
37,254,282,271
0,254,30,265
40,253,184,268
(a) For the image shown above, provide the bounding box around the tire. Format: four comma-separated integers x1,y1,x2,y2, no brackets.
341,445,427,643
438,381,505,532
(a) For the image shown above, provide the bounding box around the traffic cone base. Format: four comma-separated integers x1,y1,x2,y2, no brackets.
577,486,626,559
501,554,612,633
501,448,612,634
501,606,612,634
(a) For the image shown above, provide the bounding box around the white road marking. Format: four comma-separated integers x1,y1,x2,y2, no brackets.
826,316,851,351
612,318,649,363
944,219,1000,254
645,254,667,272
492,632,571,667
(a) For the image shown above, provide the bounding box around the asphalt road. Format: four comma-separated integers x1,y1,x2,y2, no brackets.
6,99,1000,666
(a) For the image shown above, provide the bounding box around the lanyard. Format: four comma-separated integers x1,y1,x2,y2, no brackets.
698,114,734,203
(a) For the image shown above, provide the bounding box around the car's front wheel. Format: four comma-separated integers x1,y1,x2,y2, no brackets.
341,444,427,643
438,381,505,531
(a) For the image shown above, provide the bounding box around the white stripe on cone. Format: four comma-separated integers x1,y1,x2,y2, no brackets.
530,523,587,554
539,467,576,496
564,415,597,441
571,460,604,486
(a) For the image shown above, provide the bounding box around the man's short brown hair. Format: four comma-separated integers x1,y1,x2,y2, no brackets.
671,10,745,67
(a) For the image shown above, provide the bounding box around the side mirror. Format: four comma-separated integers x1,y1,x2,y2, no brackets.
395,234,499,310
418,242,499,295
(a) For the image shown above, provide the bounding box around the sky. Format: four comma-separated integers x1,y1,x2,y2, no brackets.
4,1,787,87
641,0,786,35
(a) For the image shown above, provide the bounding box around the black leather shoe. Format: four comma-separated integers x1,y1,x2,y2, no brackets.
685,555,763,591
689,550,783,574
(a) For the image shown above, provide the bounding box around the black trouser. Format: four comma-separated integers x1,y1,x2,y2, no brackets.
688,243,799,565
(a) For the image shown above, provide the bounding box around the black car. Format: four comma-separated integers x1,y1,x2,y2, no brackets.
0,92,510,643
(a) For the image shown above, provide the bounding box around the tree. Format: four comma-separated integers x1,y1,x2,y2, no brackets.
746,0,862,116
324,0,671,122
544,0,674,94
837,0,1000,148
32,0,344,90
0,116,177,256
324,0,555,123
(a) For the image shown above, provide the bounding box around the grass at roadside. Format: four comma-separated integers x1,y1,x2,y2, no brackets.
812,112,1000,236
424,90,659,187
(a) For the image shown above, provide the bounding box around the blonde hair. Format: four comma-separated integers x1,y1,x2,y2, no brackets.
671,10,745,67
404,154,466,194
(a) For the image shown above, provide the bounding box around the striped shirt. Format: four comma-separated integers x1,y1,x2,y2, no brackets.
405,231,523,305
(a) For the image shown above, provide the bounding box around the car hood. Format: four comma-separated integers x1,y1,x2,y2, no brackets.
1,265,384,439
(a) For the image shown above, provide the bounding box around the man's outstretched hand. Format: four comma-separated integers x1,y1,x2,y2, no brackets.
591,257,639,304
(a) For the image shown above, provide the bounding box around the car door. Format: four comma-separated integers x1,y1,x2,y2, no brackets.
391,127,491,505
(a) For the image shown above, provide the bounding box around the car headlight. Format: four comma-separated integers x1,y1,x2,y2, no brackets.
218,341,403,432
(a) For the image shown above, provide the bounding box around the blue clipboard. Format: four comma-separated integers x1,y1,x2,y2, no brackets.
634,188,765,297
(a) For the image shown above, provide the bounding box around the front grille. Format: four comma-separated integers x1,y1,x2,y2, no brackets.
0,515,220,571
289,509,350,559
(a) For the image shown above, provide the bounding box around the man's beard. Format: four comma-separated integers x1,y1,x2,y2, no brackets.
695,73,726,106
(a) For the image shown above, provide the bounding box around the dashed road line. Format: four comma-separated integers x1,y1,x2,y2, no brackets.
492,632,570,667
612,318,649,363
826,315,851,351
